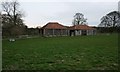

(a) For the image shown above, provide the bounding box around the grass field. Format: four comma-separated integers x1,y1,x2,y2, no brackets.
2,34,118,70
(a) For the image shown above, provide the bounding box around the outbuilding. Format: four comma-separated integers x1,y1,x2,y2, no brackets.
69,24,96,36
40,22,68,36
40,22,96,36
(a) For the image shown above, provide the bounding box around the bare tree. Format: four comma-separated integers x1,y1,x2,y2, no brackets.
72,13,87,25
1,0,22,25
99,11,120,27
1,0,26,37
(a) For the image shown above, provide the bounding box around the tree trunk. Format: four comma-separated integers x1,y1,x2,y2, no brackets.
113,16,116,27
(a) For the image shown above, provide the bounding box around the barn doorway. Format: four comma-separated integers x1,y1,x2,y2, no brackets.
70,30,75,36
81,30,87,35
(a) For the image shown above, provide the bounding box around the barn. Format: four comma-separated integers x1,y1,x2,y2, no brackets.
40,22,96,36
40,22,69,36
69,24,96,36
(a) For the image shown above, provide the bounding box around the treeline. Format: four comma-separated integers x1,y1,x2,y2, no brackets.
97,11,120,33
93,27,120,33
1,0,40,38
1,13,40,38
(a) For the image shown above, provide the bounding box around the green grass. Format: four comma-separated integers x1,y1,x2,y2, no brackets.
2,34,118,70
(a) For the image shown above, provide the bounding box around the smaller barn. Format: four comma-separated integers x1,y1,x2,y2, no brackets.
69,24,96,36
40,22,68,36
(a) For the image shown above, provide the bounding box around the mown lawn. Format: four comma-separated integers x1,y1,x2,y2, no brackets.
2,34,118,70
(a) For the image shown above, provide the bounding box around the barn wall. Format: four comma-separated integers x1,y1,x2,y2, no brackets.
93,30,96,35
44,29,69,36
54,29,61,36
87,30,96,35
44,29,53,36
75,30,82,35
42,29,96,36
61,29,68,36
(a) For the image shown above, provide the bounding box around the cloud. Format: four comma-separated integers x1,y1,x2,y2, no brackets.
20,2,118,27
19,0,119,2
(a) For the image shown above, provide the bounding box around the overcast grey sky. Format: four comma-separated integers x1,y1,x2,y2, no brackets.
1,0,119,27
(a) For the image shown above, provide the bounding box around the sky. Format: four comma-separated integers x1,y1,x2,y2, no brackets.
1,0,119,28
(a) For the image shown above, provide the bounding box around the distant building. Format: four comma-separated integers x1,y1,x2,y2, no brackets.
40,22,96,36
40,22,68,36
69,24,96,36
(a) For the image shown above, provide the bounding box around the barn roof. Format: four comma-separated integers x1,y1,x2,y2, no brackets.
69,24,96,30
41,22,96,30
41,22,67,29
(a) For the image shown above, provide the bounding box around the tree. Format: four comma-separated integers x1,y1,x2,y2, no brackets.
98,11,120,27
1,0,27,37
2,13,27,37
98,11,120,33
1,0,22,25
0,13,2,37
2,14,12,36
72,13,87,25
0,13,2,27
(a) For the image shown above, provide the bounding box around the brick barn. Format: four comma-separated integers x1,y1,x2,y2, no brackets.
69,25,96,36
40,22,69,36
40,22,96,36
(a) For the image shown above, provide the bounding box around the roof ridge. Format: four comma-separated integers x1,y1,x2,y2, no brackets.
48,22,59,24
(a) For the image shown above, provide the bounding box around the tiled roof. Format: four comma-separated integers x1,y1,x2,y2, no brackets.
41,22,95,30
42,22,67,29
69,24,96,30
